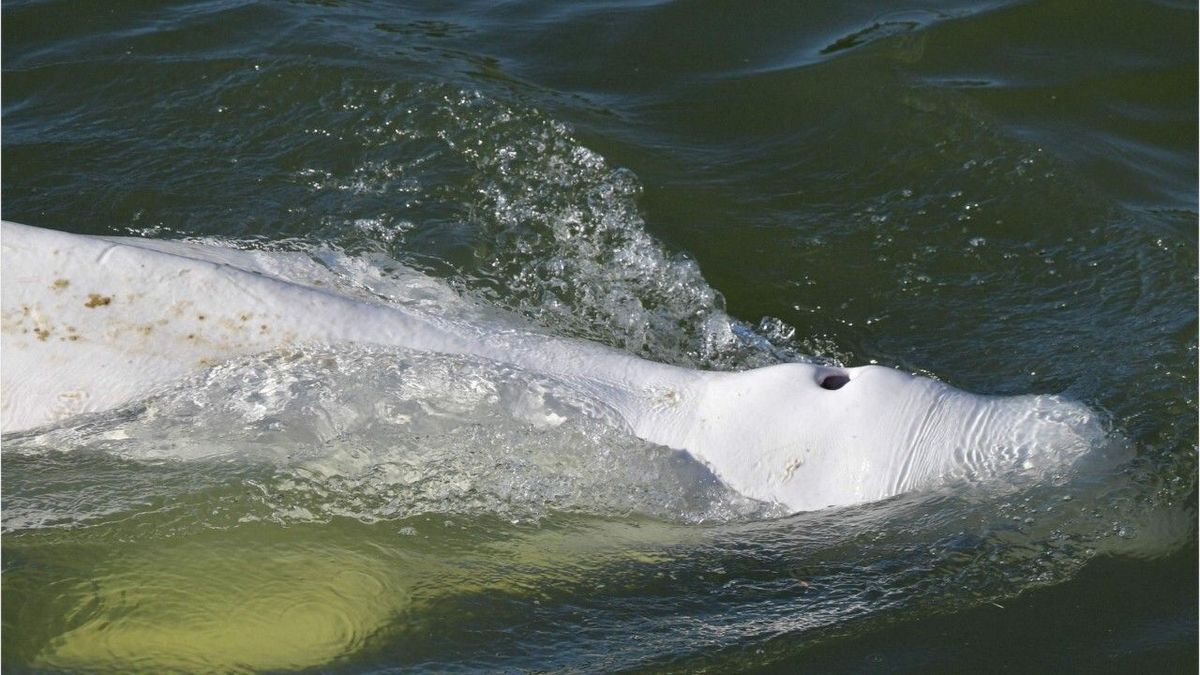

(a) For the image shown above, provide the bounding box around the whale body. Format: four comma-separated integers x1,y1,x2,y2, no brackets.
0,221,1103,512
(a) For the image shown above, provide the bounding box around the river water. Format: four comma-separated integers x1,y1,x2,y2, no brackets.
2,1,1196,672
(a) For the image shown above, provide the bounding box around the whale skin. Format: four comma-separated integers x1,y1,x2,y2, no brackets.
0,221,1105,511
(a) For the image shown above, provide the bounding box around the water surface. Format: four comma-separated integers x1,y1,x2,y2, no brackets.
3,0,1196,672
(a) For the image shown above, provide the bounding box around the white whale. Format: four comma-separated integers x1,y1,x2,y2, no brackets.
0,221,1103,512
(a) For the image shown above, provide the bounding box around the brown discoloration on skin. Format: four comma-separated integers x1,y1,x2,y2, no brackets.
140,325,154,336
14,305,57,342
240,313,251,322
259,324,269,334
2,307,32,333
169,300,193,318
51,278,70,291
197,314,206,321
85,294,112,308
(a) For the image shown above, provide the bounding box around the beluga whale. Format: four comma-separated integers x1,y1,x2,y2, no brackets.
0,221,1105,512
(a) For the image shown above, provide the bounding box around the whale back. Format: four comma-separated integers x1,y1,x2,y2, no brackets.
1,222,476,432
1,222,683,435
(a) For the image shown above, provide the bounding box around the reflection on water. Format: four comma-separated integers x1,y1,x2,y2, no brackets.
9,516,685,671
28,529,407,671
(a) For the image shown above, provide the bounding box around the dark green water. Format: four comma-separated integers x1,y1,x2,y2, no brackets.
2,0,1196,672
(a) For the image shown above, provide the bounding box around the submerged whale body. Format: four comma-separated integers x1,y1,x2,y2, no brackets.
0,221,1104,512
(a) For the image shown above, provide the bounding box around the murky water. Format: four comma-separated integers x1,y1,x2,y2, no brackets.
3,0,1195,672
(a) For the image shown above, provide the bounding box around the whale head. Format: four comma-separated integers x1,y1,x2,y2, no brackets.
682,363,1105,512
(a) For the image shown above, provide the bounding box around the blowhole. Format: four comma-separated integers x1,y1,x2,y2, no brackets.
818,373,851,391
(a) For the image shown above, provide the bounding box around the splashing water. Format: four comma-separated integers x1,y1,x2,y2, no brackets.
5,345,775,530
273,84,805,369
